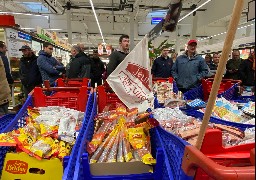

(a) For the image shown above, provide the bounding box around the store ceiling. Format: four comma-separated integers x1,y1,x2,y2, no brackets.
0,0,254,53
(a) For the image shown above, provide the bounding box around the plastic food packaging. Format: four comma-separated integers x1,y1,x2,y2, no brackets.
117,131,124,162
137,147,156,165
30,137,54,160
106,132,120,163
0,132,17,146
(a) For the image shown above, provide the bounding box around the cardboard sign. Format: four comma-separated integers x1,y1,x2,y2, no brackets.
107,36,154,112
2,152,63,180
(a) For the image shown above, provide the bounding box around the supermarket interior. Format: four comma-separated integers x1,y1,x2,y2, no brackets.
0,0,255,179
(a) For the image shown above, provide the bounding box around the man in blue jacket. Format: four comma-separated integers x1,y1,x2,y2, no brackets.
37,42,65,86
172,40,209,93
151,46,173,78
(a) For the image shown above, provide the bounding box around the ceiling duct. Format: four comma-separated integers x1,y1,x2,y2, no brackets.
43,0,64,14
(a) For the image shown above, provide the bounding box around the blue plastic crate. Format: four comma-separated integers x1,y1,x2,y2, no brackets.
217,83,239,100
183,109,255,131
0,114,16,133
71,95,168,180
156,126,193,180
0,92,94,178
183,83,240,101
183,85,204,101
62,92,95,179
232,96,255,103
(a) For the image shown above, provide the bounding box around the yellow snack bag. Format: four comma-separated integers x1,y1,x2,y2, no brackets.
128,127,147,149
40,124,58,137
30,137,54,160
0,132,16,146
58,141,72,159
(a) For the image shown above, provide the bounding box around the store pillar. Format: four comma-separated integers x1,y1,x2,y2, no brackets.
130,12,135,50
175,25,181,54
246,26,251,37
191,15,198,39
67,9,72,44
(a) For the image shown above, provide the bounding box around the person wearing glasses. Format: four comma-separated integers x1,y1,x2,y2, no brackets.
151,46,173,78
37,42,65,87
225,49,242,80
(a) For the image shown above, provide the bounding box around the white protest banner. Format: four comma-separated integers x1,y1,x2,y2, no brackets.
107,36,154,112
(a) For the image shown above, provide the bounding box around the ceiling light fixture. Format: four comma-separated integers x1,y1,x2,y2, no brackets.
0,11,48,18
198,23,254,42
178,0,212,22
21,28,35,30
89,0,106,44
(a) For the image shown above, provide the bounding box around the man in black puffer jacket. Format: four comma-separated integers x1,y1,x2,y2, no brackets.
91,50,105,87
68,45,91,78
19,45,42,98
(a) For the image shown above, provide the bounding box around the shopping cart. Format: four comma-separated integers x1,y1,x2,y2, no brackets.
155,125,255,180
184,80,241,101
67,93,181,180
0,114,16,133
0,86,94,179
183,128,255,180
97,85,125,113
202,78,241,101
55,78,90,87
184,109,255,131
152,77,174,83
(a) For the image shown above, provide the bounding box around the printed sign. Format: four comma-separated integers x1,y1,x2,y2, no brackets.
107,36,154,112
5,160,28,174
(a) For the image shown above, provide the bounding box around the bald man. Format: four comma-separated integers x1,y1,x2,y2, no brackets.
78,43,86,52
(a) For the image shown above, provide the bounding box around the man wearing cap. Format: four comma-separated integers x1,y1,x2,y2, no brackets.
19,45,42,98
90,50,105,87
172,40,209,93
151,46,173,78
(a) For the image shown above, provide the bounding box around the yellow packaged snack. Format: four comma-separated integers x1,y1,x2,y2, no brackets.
137,148,156,165
0,132,16,146
40,124,59,137
128,127,147,149
58,141,71,159
30,137,54,160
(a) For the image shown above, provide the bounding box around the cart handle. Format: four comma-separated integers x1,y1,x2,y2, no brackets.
204,78,242,84
182,146,255,180
42,87,93,93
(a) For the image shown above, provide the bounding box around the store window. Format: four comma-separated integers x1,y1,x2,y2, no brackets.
20,2,49,13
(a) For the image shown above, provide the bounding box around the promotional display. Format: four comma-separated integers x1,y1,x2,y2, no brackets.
107,36,154,112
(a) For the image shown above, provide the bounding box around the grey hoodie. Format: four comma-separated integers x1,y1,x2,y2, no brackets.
172,52,209,90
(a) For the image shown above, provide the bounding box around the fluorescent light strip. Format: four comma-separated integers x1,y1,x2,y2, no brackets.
178,0,212,22
89,0,106,44
198,23,254,41
0,11,48,18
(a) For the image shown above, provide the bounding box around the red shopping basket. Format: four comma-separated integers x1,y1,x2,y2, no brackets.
55,78,89,87
152,77,174,83
33,86,92,112
182,128,255,180
97,85,125,113
202,78,241,101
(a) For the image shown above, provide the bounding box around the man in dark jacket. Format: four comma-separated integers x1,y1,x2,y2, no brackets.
151,47,173,78
107,34,129,76
239,51,255,86
0,41,14,85
68,45,91,78
19,45,42,98
91,50,105,87
172,40,209,93
37,42,65,86
225,49,242,80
